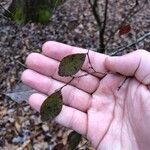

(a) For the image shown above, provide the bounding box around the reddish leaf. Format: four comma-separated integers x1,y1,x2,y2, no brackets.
118,24,131,37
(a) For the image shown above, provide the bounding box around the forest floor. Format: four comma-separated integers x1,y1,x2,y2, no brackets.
0,0,150,149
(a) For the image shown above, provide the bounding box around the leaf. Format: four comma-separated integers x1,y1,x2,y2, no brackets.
67,131,82,150
118,24,131,37
5,83,36,104
40,90,63,122
58,53,86,77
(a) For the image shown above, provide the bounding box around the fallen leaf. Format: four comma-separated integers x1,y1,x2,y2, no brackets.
5,83,36,103
40,90,63,121
119,24,131,37
15,120,21,133
58,53,86,77
67,131,82,150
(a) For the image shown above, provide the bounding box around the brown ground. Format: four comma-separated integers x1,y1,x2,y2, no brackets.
0,0,149,149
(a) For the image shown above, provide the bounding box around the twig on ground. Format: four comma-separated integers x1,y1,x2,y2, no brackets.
16,60,27,69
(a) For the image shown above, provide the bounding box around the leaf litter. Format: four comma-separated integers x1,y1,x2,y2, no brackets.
5,83,37,104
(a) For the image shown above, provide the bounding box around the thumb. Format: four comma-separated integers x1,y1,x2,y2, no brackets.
105,50,150,85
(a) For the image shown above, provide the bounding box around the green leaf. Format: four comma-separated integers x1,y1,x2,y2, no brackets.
58,53,86,77
40,90,63,121
67,131,82,150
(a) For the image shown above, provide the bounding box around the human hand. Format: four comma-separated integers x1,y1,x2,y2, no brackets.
21,41,150,150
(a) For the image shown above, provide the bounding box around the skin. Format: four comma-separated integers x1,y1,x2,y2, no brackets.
21,41,150,150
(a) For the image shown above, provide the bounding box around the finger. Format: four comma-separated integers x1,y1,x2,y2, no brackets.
29,93,87,135
21,69,91,112
105,50,150,85
25,53,99,93
42,41,107,77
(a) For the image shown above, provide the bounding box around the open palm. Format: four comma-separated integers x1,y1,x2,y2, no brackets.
21,41,150,150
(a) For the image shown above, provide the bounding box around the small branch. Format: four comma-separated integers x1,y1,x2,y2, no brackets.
109,32,150,56
102,0,109,35
88,0,109,53
56,49,108,93
86,50,107,76
88,0,102,28
96,96,116,150
73,72,90,78
16,60,27,69
105,0,147,46
99,0,109,53
86,49,97,73
118,77,128,90
58,77,75,91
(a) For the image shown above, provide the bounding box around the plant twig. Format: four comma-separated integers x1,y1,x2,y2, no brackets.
109,32,150,56
58,77,75,91
105,0,147,46
86,49,97,72
88,0,109,53
99,0,109,53
105,0,139,45
88,0,101,29
86,49,106,76
118,77,128,90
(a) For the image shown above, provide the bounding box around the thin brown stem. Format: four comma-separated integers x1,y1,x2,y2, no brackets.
118,77,128,91
105,0,147,47
109,32,150,56
58,77,75,91
96,96,116,149
99,0,109,53
88,0,101,29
